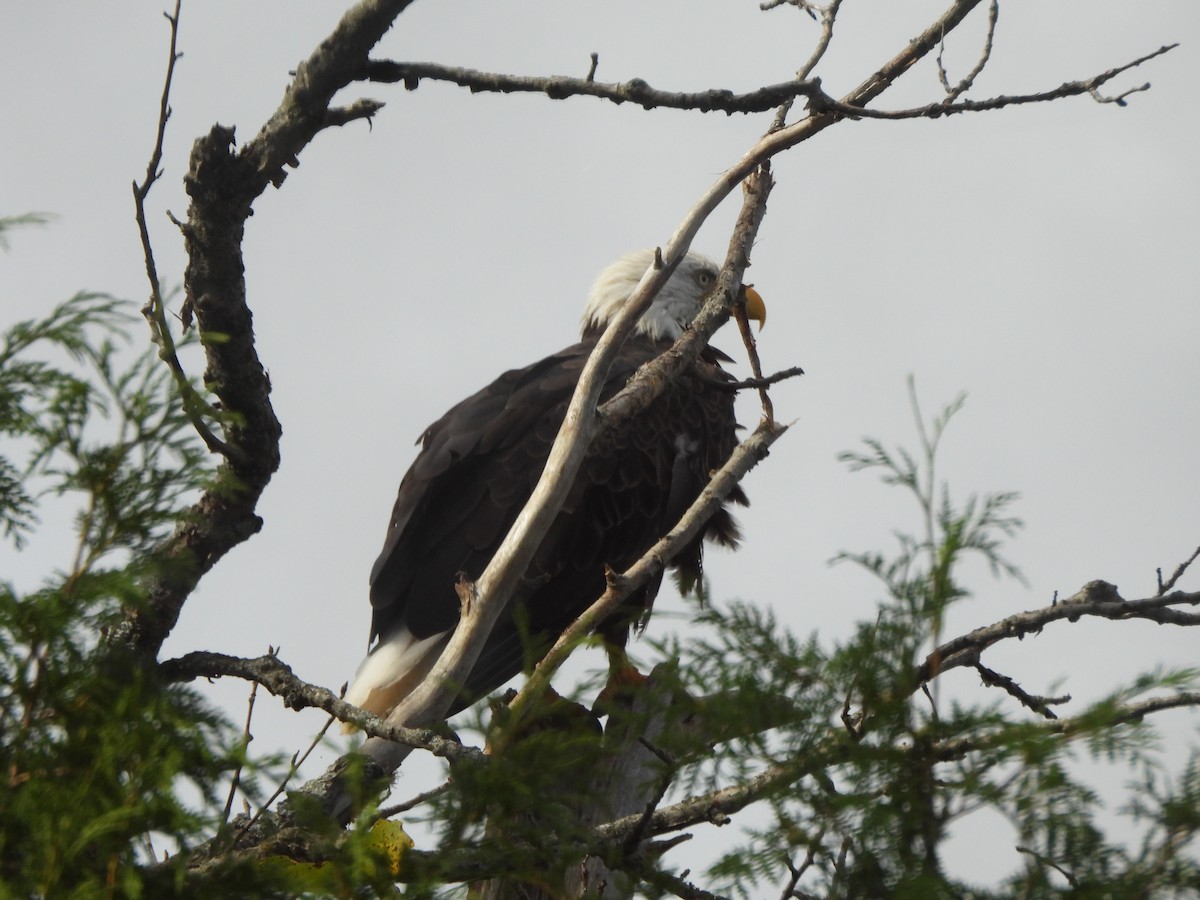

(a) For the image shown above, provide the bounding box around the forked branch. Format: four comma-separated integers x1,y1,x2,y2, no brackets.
120,0,421,658
130,0,232,459
816,43,1176,120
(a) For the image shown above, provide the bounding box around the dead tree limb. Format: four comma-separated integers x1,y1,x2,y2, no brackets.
364,60,825,114
114,0,419,659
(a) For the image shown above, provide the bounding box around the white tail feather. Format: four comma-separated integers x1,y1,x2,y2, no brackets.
343,628,449,724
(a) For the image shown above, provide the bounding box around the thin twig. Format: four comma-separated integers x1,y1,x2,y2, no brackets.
237,710,339,842
623,739,678,856
937,0,998,102
376,780,454,819
131,0,234,459
1158,545,1200,595
592,688,1200,845
223,676,259,823
1016,845,1078,887
779,829,824,900
794,0,844,83
1090,82,1151,106
934,692,1200,763
324,98,385,128
765,0,846,133
706,366,805,392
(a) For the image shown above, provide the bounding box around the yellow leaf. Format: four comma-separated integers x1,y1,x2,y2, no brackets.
367,819,413,877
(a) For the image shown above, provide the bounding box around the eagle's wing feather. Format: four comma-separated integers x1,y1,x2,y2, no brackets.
351,337,745,717
368,343,596,636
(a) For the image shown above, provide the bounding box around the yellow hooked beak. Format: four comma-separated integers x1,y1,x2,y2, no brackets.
741,284,766,330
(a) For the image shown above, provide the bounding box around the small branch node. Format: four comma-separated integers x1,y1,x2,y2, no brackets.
325,98,385,128
1158,545,1200,595
1089,82,1151,107
454,575,479,617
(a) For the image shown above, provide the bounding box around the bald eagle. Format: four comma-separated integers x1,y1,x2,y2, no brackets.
346,250,766,719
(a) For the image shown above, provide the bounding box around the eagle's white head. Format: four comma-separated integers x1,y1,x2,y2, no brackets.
582,249,725,342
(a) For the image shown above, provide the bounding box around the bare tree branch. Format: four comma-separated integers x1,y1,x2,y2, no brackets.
593,689,1200,846
363,60,825,115
815,43,1176,120
764,0,845,130
324,97,386,128
239,0,418,188
222,676,259,823
160,649,484,763
596,758,801,842
795,0,845,83
916,583,1200,685
933,691,1200,763
937,0,999,102
732,286,776,421
1016,845,1079,888
371,7,1174,129
779,832,825,900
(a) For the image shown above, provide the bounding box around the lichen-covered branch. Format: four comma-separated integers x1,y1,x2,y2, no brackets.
160,649,484,763
364,59,824,115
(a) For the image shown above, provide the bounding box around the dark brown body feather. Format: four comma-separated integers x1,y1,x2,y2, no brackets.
368,333,746,713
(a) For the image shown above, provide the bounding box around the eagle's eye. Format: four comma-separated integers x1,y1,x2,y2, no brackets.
696,269,716,289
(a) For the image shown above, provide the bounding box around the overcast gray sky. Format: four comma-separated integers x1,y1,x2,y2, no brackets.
4,0,1198,888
